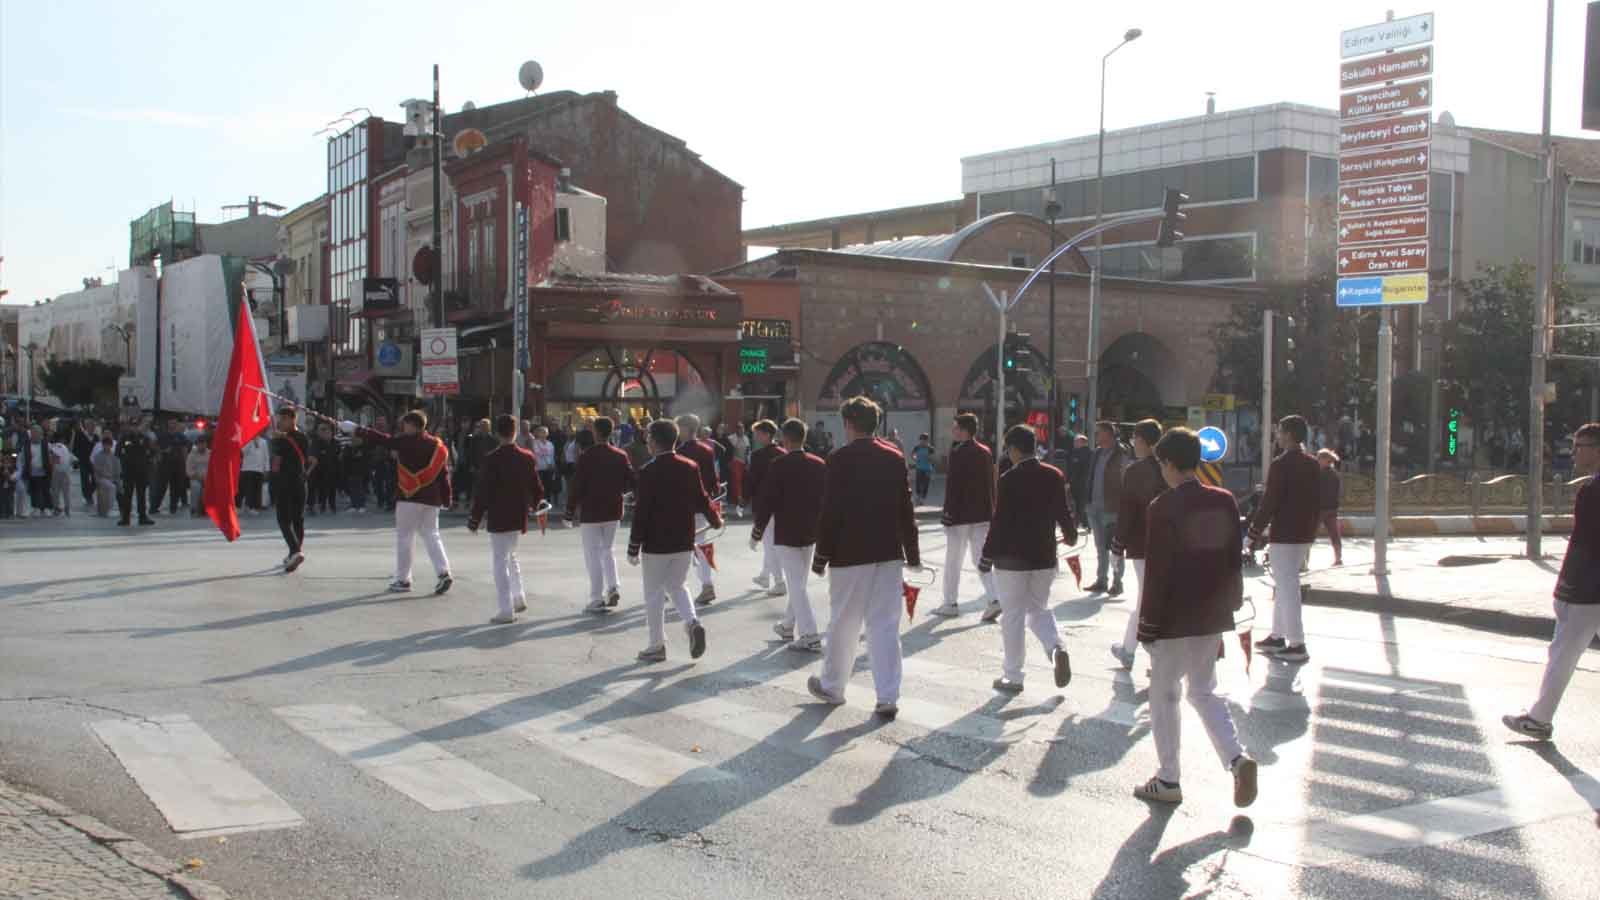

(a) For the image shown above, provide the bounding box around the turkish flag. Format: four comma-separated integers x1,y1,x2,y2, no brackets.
203,301,271,541
697,544,717,569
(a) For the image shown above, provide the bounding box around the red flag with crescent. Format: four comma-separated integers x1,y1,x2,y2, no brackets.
203,300,271,541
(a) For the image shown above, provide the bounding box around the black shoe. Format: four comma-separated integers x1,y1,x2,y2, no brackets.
1107,582,1124,598
139,518,155,526
1085,581,1108,594
1254,635,1287,651
434,573,454,596
1053,646,1072,688
689,622,707,660
1272,644,1310,663
117,519,130,526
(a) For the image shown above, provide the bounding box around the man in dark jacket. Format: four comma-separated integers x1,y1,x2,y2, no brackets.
1134,427,1257,809
934,413,1000,620
72,418,97,510
676,413,721,606
978,425,1075,694
1085,421,1128,596
271,407,312,572
116,417,154,526
18,423,52,515
570,417,635,614
752,418,828,652
628,418,720,663
1066,434,1093,525
468,415,544,624
745,420,787,595
1247,414,1322,663
149,417,190,515
1110,419,1168,670
1503,422,1600,741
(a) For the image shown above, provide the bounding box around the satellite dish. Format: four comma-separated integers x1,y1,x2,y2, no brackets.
462,101,477,112
453,128,488,157
518,61,544,94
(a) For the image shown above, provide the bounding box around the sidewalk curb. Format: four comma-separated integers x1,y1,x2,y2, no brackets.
2,778,233,900
1336,514,1574,537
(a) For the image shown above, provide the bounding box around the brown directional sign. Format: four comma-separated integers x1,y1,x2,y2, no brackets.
1340,113,1431,153
1338,143,1430,183
1337,209,1429,246
1337,241,1429,275
1341,80,1432,120
1341,45,1432,91
1338,175,1430,214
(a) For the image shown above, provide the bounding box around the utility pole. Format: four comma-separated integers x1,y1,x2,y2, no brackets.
1375,311,1393,575
1528,0,1555,559
1262,309,1274,468
1047,158,1060,455
431,63,446,432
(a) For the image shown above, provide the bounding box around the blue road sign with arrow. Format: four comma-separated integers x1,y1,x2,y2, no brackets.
1197,426,1228,463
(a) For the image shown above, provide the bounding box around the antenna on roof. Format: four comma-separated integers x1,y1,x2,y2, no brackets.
518,61,544,94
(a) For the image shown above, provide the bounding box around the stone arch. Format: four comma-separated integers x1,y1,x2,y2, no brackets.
1098,332,1182,422
815,340,933,444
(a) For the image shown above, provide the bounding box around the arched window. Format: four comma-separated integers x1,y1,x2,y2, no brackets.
815,341,932,446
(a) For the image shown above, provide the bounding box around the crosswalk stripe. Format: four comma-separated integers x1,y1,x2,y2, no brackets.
90,714,304,838
274,704,538,812
444,693,736,790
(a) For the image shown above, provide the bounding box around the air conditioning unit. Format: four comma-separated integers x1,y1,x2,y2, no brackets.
288,305,330,344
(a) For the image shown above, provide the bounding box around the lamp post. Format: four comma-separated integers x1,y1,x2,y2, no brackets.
1084,26,1142,431
1045,159,1061,457
22,341,39,422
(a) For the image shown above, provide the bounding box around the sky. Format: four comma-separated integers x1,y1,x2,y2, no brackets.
0,0,1591,307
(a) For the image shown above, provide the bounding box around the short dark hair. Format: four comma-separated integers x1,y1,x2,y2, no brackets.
401,410,428,431
1004,424,1036,455
1577,423,1600,444
1133,418,1163,448
592,416,613,440
1095,420,1116,439
275,406,296,420
1279,415,1309,444
753,419,778,438
494,414,517,439
648,418,679,449
841,396,881,434
781,417,807,443
954,413,980,437
1156,427,1202,471
576,429,596,450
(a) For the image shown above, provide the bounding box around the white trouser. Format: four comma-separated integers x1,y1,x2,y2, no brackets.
821,560,904,704
943,522,997,607
774,544,819,636
642,551,696,649
52,470,72,513
581,521,620,602
1530,599,1600,723
1268,543,1310,644
994,568,1061,683
1148,633,1244,784
1121,558,1149,653
760,526,782,582
395,501,450,582
691,513,715,588
489,531,524,616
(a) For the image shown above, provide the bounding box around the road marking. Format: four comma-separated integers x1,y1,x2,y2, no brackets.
90,714,304,838
444,693,735,790
274,704,538,812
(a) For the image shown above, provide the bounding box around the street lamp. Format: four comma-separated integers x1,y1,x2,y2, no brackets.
1085,26,1142,430
1045,160,1062,458
21,341,39,422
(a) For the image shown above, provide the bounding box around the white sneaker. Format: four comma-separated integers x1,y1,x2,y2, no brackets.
752,573,771,589
929,603,961,618
283,552,305,573
979,601,1002,623
489,612,517,625
1134,776,1183,804
806,675,844,705
637,645,666,663
768,581,787,597
789,633,823,653
772,622,796,642
387,579,413,593
1110,643,1134,671
513,598,527,613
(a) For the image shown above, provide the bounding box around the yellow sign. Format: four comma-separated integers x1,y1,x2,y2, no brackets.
1202,393,1235,412
1198,462,1223,486
1382,272,1428,304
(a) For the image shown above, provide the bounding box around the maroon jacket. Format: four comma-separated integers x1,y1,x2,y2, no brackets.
943,439,995,526
358,427,452,508
628,451,722,556
744,442,785,508
814,437,920,570
1556,476,1600,606
1138,479,1244,643
468,444,544,534
567,443,635,523
752,448,827,548
980,458,1076,571
1249,447,1322,545
678,438,721,500
1113,456,1167,560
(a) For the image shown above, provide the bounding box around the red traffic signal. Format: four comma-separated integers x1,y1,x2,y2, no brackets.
1157,188,1188,248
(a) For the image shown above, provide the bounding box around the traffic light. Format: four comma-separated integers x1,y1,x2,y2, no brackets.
1445,407,1461,457
1156,188,1188,248
1003,333,1032,374
1066,393,1082,430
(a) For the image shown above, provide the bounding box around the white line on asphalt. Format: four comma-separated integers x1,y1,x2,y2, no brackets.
274,704,539,812
89,714,305,838
444,693,736,790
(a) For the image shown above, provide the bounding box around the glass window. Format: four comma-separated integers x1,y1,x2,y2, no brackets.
1308,156,1337,199
1140,170,1164,210
1230,156,1255,199
1204,161,1229,204
1062,180,1086,219
1574,216,1600,265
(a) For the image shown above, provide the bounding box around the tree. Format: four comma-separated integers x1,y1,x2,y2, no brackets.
38,357,124,412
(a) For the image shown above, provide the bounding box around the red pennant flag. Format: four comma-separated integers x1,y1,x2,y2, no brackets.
1065,554,1082,588
203,300,271,541
903,582,921,617
1239,631,1254,672
537,511,548,534
697,543,717,569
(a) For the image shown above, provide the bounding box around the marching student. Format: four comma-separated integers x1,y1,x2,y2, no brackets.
808,396,922,720
977,425,1076,693
468,415,544,624
569,416,635,614
751,418,828,652
1109,418,1167,671
627,418,720,663
1503,422,1600,742
1134,427,1258,808
675,413,721,606
270,407,311,572
342,411,454,595
1247,414,1322,663
745,419,787,596
933,413,999,621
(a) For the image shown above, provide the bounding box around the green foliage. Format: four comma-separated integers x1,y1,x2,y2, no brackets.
38,357,124,412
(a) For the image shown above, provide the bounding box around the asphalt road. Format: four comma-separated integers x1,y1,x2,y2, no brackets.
2,511,1598,899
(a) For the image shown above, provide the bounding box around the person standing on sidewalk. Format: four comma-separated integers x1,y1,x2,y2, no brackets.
627,418,718,663
1248,414,1322,664
1133,427,1258,808
239,434,269,515
72,418,97,511
978,425,1076,694
676,413,721,607
47,430,73,517
1317,449,1344,567
746,419,787,595
807,396,923,720
270,408,311,572
1503,423,1600,741
91,433,118,517
1110,418,1167,670
184,435,210,517
468,415,544,625
116,417,153,526
753,418,828,652
342,411,454,595
934,413,999,621
1085,422,1128,597
20,424,52,516
571,416,635,614
911,433,934,504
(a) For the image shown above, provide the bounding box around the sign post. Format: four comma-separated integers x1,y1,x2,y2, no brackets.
420,327,459,397
513,202,529,431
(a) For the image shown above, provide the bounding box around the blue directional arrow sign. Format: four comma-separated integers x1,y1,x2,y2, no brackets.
1197,426,1228,463
1336,276,1384,307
